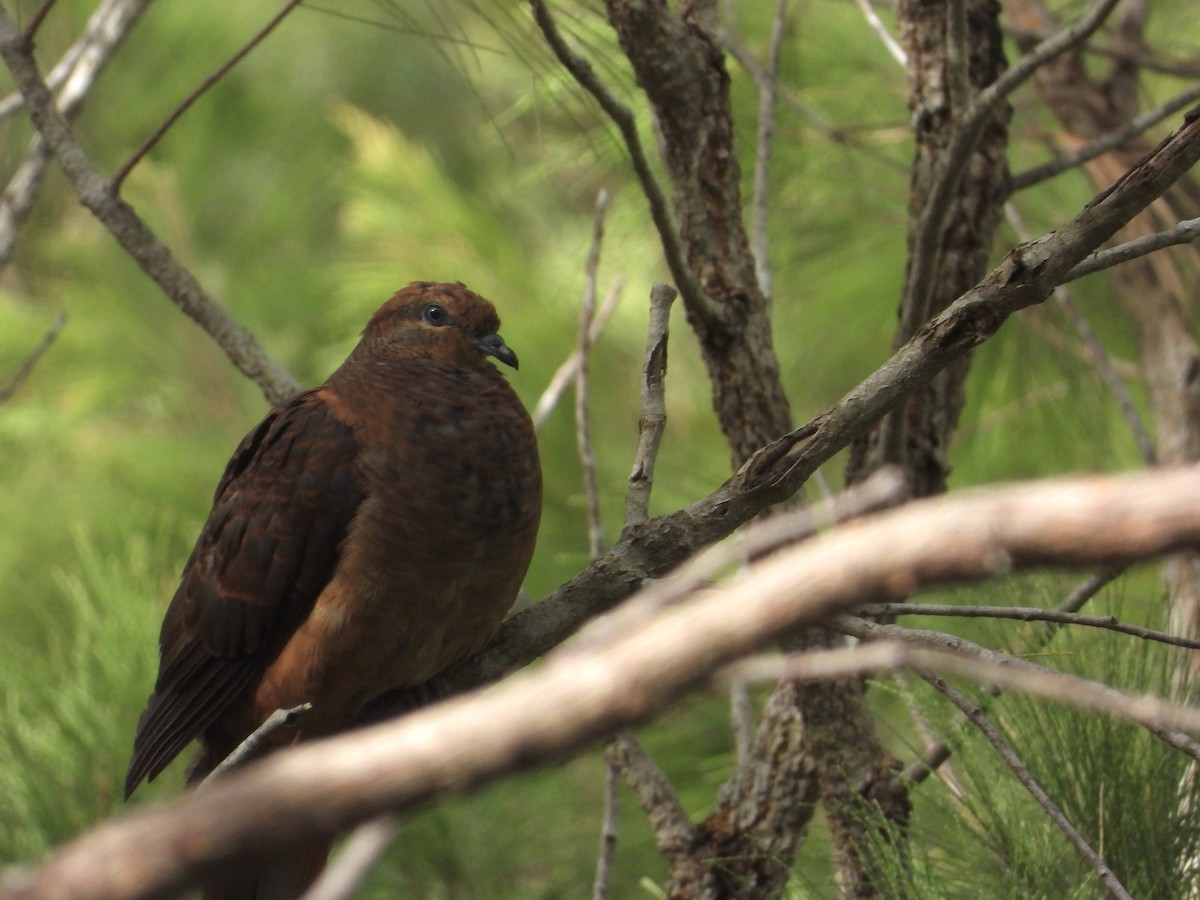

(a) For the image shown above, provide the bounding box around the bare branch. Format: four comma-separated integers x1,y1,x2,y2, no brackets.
532,279,622,431
853,0,906,65
1065,215,1200,282
109,0,305,193
22,0,59,42
300,817,398,900
901,0,1121,340
0,0,151,267
0,311,64,403
605,731,696,861
592,748,619,900
749,0,787,300
205,703,311,783
858,602,1200,652
924,675,1133,900
527,0,713,323
10,470,1200,898
0,6,301,404
1060,564,1127,614
837,617,1200,762
577,189,609,561
1002,23,1200,80
1012,82,1200,192
623,282,676,528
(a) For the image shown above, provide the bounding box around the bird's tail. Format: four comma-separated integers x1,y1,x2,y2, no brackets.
200,840,331,900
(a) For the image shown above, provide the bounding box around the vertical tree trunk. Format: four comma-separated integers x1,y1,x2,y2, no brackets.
847,0,1011,494
602,1,915,895
830,1,1011,893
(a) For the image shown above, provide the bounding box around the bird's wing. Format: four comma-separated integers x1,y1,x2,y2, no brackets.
125,389,365,796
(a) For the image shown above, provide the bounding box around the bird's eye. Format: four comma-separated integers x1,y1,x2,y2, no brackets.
422,304,449,327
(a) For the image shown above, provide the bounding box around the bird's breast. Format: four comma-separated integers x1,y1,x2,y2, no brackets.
250,364,540,728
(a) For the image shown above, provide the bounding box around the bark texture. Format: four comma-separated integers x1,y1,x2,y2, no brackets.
847,0,1011,495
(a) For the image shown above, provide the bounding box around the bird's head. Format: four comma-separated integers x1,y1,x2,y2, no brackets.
359,281,519,370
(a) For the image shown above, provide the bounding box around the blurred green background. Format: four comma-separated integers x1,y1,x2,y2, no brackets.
1,1,1197,896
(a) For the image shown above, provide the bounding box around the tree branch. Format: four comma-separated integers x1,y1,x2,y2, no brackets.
410,104,1200,699
1011,82,1200,192
923,675,1133,900
0,0,151,267
109,0,305,193
623,282,675,528
857,602,1200,652
837,616,1200,762
9,470,1200,899
1064,215,1200,282
0,311,64,403
527,0,712,324
0,5,301,405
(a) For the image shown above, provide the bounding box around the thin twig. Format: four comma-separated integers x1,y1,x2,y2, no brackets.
1064,215,1200,283
109,0,305,193
0,0,151,267
299,816,398,900
1060,564,1128,615
1012,81,1200,192
924,675,1134,900
22,0,60,43
0,312,65,403
857,602,1200,652
894,669,964,793
577,189,609,561
901,0,1121,342
204,703,311,783
719,16,905,173
0,7,301,404
1005,203,1156,464
528,0,716,324
901,739,952,788
834,618,1200,762
623,283,676,528
592,745,620,900
853,0,906,66
731,679,754,770
606,731,696,860
576,468,907,649
1003,23,1200,80
532,278,623,430
750,0,787,300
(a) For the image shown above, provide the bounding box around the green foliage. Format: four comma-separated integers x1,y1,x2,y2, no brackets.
0,531,163,858
3,0,1200,895
830,594,1200,900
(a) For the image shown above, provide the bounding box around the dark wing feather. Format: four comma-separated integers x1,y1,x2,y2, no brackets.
125,390,364,797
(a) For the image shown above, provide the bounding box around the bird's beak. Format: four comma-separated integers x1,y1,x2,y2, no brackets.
478,333,519,369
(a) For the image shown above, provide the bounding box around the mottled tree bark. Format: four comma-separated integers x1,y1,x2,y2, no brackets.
846,0,1011,494
832,1,1010,894
604,0,793,467
601,2,908,896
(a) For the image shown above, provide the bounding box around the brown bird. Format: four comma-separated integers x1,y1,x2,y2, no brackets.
125,282,541,898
